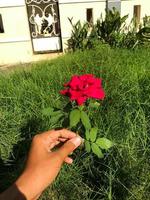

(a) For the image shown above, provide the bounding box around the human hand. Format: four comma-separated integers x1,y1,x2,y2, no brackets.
15,129,82,200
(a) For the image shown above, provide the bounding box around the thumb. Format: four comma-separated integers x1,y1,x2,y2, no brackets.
56,136,82,160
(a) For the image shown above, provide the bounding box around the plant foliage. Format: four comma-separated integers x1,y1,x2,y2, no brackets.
67,9,150,51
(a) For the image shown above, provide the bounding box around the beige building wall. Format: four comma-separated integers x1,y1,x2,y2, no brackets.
59,0,106,50
0,8,33,64
121,0,150,24
0,0,61,65
0,0,34,65
60,0,150,50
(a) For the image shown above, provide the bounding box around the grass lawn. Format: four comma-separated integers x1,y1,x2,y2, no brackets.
0,44,150,200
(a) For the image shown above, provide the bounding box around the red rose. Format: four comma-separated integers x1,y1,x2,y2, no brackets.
60,74,105,105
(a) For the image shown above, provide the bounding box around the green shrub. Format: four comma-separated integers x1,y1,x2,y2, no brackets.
137,27,150,45
67,9,139,50
95,8,128,47
67,10,150,51
67,18,93,51
143,15,150,27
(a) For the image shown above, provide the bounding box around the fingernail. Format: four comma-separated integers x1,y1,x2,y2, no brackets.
70,136,82,147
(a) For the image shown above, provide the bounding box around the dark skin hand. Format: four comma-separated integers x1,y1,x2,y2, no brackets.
0,129,82,200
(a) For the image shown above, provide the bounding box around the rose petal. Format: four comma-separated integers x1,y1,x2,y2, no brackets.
87,88,105,99
63,82,70,87
69,89,81,100
60,73,105,105
76,96,87,105
69,75,80,89
93,78,102,87
60,89,69,95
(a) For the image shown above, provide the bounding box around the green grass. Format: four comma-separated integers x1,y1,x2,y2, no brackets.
0,44,150,200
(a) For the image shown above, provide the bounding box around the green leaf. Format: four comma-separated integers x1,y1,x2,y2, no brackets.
51,110,63,116
50,114,64,124
90,127,98,142
91,143,104,158
78,105,84,111
96,138,113,150
85,130,90,140
54,100,63,109
42,107,54,116
89,102,100,108
69,109,81,128
85,141,91,153
80,111,91,130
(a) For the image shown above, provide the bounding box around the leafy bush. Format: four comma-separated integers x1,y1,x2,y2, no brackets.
116,18,138,49
143,15,150,27
137,27,150,41
67,9,150,51
95,8,128,47
67,18,93,51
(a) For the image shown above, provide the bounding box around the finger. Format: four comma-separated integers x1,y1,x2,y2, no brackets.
56,136,82,160
64,157,73,164
49,141,60,150
39,129,76,141
58,138,67,142
51,129,76,139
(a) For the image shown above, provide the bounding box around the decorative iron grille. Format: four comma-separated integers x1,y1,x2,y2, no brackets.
26,0,60,38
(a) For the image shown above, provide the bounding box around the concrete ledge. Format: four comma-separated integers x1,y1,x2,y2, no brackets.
0,52,63,70
0,0,25,7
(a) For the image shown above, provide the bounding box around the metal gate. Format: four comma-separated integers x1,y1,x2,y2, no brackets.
26,0,62,53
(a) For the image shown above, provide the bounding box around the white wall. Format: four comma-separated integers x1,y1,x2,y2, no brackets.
0,0,25,7
0,2,33,65
0,6,30,42
121,0,150,24
59,0,150,50
138,0,150,18
59,0,105,3
0,42,32,64
59,0,106,49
